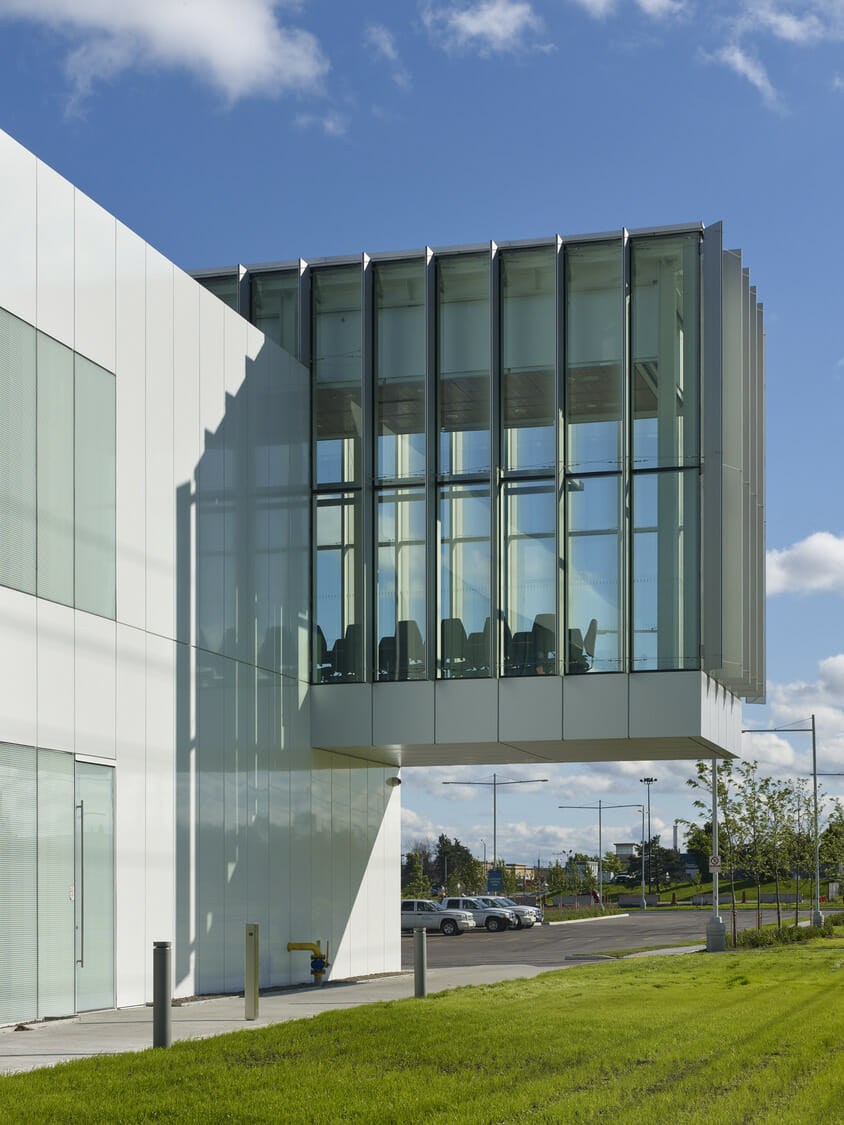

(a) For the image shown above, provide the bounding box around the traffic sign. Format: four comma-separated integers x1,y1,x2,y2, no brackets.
708,855,722,872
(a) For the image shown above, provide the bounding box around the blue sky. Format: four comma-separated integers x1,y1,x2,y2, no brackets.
2,0,842,863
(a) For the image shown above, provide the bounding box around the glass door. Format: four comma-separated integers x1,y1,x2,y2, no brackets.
74,762,115,1011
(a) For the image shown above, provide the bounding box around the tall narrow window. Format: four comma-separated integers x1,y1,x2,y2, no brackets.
37,334,74,606
438,255,490,476
74,355,116,619
565,241,622,473
632,234,700,469
376,488,426,680
439,484,491,678
566,475,622,672
251,271,299,357
314,492,362,682
0,309,36,595
632,470,699,669
374,260,426,481
501,247,556,472
502,480,556,676
313,267,362,485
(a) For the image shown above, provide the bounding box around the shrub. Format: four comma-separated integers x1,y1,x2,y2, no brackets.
734,919,835,948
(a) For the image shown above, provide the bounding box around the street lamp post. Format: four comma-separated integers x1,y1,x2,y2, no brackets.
559,801,646,905
639,777,657,894
442,773,548,871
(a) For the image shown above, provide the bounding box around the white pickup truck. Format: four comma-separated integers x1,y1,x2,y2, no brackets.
400,899,476,935
442,896,516,932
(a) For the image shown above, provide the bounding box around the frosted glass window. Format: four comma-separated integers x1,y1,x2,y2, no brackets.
632,469,700,669
502,481,556,676
252,271,298,357
313,267,362,485
37,333,74,605
37,749,75,1018
501,248,556,472
0,308,36,594
566,475,622,672
374,260,426,481
439,484,491,678
632,234,700,468
438,255,490,476
74,355,116,618
0,743,37,1024
376,488,426,681
314,492,362,682
565,242,622,473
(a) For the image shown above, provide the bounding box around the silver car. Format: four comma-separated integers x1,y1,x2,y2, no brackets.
400,899,476,936
442,896,516,932
478,895,542,928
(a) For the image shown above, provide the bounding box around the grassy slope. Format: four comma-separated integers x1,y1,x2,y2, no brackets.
4,939,844,1124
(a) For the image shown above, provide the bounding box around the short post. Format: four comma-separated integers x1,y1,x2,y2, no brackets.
245,923,259,1020
413,927,427,998
153,941,172,1048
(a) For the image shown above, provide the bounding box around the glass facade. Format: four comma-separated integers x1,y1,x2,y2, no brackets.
226,232,712,685
0,307,116,618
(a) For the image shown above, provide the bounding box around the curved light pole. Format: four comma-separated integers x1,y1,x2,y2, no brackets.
640,777,658,894
559,801,646,904
442,773,548,870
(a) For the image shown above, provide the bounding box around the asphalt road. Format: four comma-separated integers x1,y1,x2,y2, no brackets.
400,908,802,969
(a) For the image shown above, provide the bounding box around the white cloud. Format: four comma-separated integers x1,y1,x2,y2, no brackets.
569,0,617,16
635,0,687,17
738,2,824,44
0,0,328,105
421,0,544,54
767,531,844,596
365,23,411,89
295,110,348,137
711,43,780,107
835,75,844,91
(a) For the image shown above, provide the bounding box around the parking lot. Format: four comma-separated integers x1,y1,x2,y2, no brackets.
400,908,793,969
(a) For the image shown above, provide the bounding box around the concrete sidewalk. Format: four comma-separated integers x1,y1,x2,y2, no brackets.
0,948,702,1076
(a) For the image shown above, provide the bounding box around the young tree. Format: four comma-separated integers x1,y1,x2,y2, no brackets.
735,760,767,928
761,777,791,927
602,850,622,878
402,851,431,898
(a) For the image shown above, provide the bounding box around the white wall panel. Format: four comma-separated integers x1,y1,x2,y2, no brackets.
329,764,351,979
373,682,434,747
36,162,75,348
145,633,175,997
114,623,147,1007
0,587,36,747
74,612,116,759
0,131,36,325
74,191,115,371
115,223,147,630
563,674,628,741
629,671,701,739
499,678,562,743
195,648,225,995
288,757,313,984
173,272,200,650
145,248,175,639
222,657,248,992
311,684,372,748
36,599,75,752
436,679,498,744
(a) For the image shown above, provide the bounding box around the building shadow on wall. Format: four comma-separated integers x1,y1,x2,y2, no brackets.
175,335,395,997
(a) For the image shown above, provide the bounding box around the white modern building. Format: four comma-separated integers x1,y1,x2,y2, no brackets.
0,126,764,1025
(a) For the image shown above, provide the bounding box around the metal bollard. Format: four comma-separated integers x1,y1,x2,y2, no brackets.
153,941,172,1048
413,927,427,998
245,923,259,1020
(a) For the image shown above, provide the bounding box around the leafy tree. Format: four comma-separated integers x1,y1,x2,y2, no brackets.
489,863,518,896
401,851,431,898
684,822,711,877
435,834,484,894
602,850,622,877
820,800,844,873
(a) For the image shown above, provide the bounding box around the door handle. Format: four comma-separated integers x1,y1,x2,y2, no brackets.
76,800,85,967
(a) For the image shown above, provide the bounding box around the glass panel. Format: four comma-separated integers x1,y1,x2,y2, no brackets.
566,474,622,672
565,241,622,473
0,308,36,595
501,247,556,472
314,492,362,682
75,762,115,1012
374,260,426,480
376,488,426,681
37,333,74,606
0,743,37,1024
74,355,116,619
37,749,75,1018
632,234,700,468
502,480,556,676
251,271,298,356
439,484,490,678
313,266,362,485
198,274,238,311
632,469,700,670
438,255,490,476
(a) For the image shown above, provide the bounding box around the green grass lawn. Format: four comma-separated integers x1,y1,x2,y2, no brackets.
4,935,844,1124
